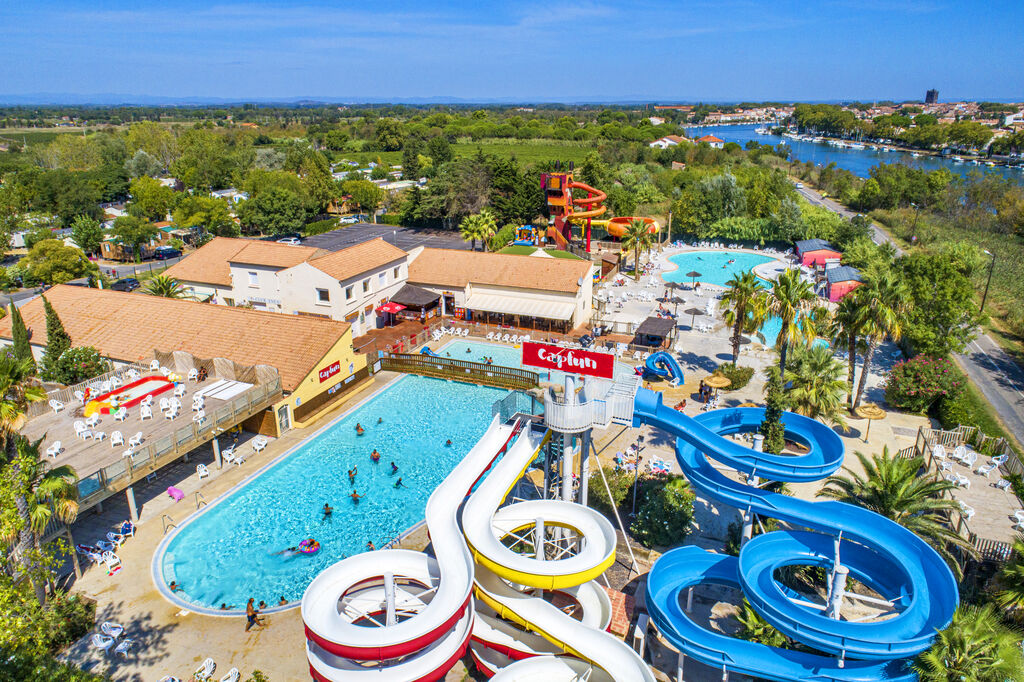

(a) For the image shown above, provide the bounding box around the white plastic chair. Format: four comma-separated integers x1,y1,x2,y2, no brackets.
85,414,100,428
49,399,65,414
101,551,121,573
114,638,134,658
955,473,971,489
188,368,199,382
74,390,85,404
193,410,207,426
959,502,975,520
158,398,170,412
45,441,62,458
140,405,153,420
193,397,205,412
101,621,124,638
252,436,268,453
91,633,115,656
976,462,998,477
114,408,128,422
996,478,1012,492
106,531,125,547
165,406,180,420
197,464,209,479
174,384,187,397
952,444,968,464
194,658,216,681
992,454,1009,466
141,394,154,407
149,359,160,371
128,432,143,448
219,668,240,682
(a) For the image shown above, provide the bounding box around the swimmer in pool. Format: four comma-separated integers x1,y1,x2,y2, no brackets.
322,503,333,520
371,449,380,463
355,423,365,436
377,417,383,424
367,541,376,551
391,461,399,474
394,477,404,489
351,491,363,502
348,466,358,483
445,439,452,447
273,546,299,556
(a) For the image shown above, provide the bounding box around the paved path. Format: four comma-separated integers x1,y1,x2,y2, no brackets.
797,183,1024,446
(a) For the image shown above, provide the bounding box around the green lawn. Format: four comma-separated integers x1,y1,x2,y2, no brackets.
543,249,586,260
498,245,536,255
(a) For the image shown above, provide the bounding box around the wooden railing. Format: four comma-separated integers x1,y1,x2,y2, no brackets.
378,352,539,391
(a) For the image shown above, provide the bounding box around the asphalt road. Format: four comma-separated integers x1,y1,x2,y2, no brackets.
797,183,1024,446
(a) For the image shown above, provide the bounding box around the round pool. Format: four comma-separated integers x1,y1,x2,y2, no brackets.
662,250,777,288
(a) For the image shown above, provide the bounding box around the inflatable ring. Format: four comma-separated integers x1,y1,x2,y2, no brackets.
299,539,320,554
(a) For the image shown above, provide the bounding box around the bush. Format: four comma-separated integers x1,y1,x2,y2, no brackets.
303,218,339,236
587,466,634,519
715,363,754,391
50,347,111,386
488,223,518,252
884,355,963,413
379,213,402,226
630,474,695,548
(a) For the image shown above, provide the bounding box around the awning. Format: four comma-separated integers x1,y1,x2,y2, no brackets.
376,302,406,314
634,316,675,338
389,284,441,308
465,293,576,321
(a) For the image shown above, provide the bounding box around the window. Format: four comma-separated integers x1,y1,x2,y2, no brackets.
393,266,400,279
316,288,330,304
345,285,354,300
362,279,370,293
247,271,258,287
378,272,387,287
224,297,235,306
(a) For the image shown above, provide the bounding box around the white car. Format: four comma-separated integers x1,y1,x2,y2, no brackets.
276,237,302,246
794,182,804,189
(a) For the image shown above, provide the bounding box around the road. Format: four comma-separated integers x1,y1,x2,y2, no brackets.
797,183,1024,447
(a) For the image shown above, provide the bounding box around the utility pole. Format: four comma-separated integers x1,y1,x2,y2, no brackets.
981,249,996,312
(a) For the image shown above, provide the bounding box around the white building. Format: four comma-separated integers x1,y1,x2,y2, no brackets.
649,134,687,149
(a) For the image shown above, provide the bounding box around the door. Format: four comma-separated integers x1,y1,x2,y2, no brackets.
277,405,291,433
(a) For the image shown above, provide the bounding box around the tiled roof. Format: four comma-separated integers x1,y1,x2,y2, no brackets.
228,241,325,268
162,237,251,286
308,238,406,282
826,265,862,284
795,238,836,253
697,135,724,143
407,248,591,294
0,286,351,391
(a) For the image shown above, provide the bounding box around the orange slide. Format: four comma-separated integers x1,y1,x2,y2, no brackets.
567,181,608,220
604,216,658,238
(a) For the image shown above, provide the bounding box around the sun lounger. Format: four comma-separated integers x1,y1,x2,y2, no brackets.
219,669,240,682
158,677,181,682
976,462,998,477
77,544,104,562
106,532,125,546
992,454,1009,466
194,658,217,681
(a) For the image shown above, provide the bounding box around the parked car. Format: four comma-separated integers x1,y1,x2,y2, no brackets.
110,278,140,292
276,237,302,246
260,232,302,242
794,182,804,189
153,246,182,260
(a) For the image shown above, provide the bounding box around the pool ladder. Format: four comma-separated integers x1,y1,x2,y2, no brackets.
161,514,178,535
195,492,208,509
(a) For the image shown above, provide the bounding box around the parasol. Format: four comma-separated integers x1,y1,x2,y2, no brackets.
854,403,886,442
683,307,704,328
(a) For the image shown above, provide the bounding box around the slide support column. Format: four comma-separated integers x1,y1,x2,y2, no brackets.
676,650,685,682
384,572,396,626
826,565,849,620
534,518,545,561
578,428,590,507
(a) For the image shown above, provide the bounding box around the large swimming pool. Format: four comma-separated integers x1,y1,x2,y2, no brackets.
155,374,504,612
438,339,633,382
662,250,776,288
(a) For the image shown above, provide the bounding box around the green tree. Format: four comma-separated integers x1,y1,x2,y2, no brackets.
343,180,385,224
300,155,337,213
29,170,102,226
124,120,177,167
374,119,405,151
899,252,981,358
123,149,164,179
630,475,695,547
143,274,192,299
621,218,655,281
23,241,98,285
784,344,849,429
817,448,975,578
721,271,766,364
169,128,234,190
126,176,175,222
914,605,1024,682
765,268,819,374
827,295,864,407
237,187,307,235
458,209,497,251
851,272,908,408
0,355,47,604
171,195,238,237
39,296,71,382
4,437,80,543
426,136,453,166
69,216,105,256
995,535,1024,619
9,304,34,373
759,368,786,455
402,142,421,180
23,224,59,250
110,215,159,263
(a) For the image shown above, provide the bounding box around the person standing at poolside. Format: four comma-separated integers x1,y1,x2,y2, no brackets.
245,598,264,632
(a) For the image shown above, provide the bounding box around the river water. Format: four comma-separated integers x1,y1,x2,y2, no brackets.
685,123,1022,183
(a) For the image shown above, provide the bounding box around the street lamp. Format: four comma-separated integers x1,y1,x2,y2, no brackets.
981,249,996,313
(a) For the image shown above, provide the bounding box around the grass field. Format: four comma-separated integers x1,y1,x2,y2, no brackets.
0,129,89,146
497,244,586,260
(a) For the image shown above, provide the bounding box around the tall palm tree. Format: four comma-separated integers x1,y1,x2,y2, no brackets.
784,344,849,430
995,534,1024,619
914,604,1024,682
458,213,483,251
143,274,193,299
852,271,908,409
765,268,819,374
721,271,766,365
827,293,865,408
19,438,80,542
621,219,654,281
817,448,976,578
0,354,47,603
476,209,497,251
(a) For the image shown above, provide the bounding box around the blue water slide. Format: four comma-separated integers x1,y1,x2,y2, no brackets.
420,347,441,357
644,351,684,383
632,388,958,681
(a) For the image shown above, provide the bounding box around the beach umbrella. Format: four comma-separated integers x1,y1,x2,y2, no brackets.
703,374,732,397
685,271,702,287
738,401,759,408
854,403,886,442
683,307,704,328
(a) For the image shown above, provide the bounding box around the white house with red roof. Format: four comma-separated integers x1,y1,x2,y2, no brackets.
696,134,725,149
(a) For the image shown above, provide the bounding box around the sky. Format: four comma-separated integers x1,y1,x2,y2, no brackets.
2,1,1022,103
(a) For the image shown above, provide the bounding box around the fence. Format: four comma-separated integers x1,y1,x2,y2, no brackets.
491,390,544,423
74,376,283,511
909,425,1018,563
378,352,539,391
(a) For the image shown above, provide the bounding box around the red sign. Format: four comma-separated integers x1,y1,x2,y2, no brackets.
521,342,615,379
319,361,342,383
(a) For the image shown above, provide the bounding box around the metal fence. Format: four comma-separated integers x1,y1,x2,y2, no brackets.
75,376,283,510
378,352,539,391
491,390,544,423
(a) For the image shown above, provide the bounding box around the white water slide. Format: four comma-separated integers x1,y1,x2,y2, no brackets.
301,417,654,681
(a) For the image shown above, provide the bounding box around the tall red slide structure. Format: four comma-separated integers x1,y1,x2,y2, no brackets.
541,164,607,252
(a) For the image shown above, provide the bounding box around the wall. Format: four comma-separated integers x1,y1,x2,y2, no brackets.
273,326,369,429
801,249,842,267
180,280,231,304
828,280,862,302
228,263,285,312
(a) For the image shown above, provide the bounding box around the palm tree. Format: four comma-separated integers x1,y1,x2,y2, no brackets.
915,604,1024,682
458,209,498,252
764,268,819,374
817,448,976,578
852,271,908,408
621,219,654,281
0,354,47,603
995,535,1024,619
721,271,766,365
143,274,193,299
784,344,849,430
827,294,865,408
19,438,80,542
735,600,788,648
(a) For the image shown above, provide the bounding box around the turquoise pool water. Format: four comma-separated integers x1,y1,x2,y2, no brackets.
663,250,776,288
156,374,503,611
757,316,829,349
438,339,634,382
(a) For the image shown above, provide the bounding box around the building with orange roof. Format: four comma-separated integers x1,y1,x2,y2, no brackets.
696,135,725,149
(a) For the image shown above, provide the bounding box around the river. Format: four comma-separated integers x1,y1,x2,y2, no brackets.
684,123,1022,183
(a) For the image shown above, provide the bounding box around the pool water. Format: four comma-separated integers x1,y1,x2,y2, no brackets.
756,316,829,349
157,374,504,611
662,250,776,288
438,339,634,382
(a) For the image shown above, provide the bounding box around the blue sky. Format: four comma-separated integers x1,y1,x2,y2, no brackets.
2,1,1022,102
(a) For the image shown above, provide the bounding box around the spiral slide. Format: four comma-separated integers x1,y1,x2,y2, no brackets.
644,351,684,384
632,388,959,681
566,181,608,220
303,416,655,681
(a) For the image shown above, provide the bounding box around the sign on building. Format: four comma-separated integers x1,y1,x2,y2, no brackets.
521,341,615,379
